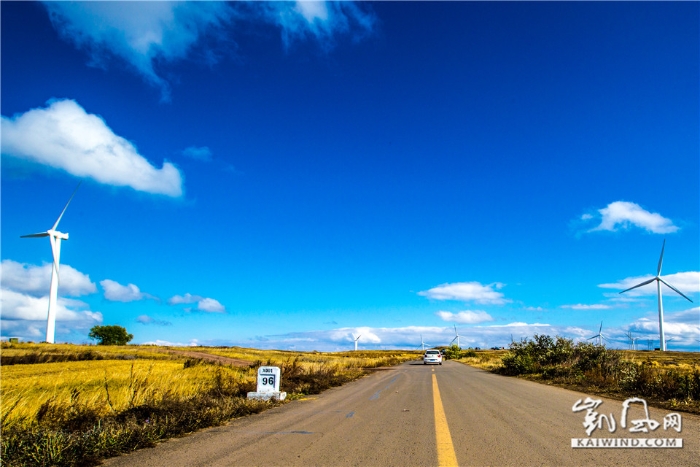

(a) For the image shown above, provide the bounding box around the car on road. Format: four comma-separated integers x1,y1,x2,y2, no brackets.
423,349,443,365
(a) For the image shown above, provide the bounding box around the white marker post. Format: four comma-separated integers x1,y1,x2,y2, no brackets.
247,366,286,401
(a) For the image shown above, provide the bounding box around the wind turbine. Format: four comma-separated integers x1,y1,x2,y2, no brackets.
352,334,361,351
419,334,431,351
21,183,81,344
665,337,676,350
588,322,605,346
619,239,693,352
450,325,461,349
626,331,640,351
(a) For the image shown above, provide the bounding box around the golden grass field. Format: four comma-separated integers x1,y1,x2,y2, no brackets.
0,343,419,428
457,349,700,373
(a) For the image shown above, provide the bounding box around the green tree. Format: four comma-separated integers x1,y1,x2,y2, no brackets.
88,325,133,345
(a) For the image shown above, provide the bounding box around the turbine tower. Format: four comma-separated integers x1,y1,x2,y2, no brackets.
352,334,361,351
588,322,605,346
619,240,693,351
419,334,432,351
21,183,80,344
450,325,461,349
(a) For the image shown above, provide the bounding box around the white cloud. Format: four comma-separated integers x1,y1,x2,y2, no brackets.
141,339,199,347
197,298,225,313
1,288,102,323
418,281,510,305
182,146,212,161
1,99,183,197
43,2,375,98
628,307,700,346
1,259,102,341
561,304,612,310
168,293,201,305
599,271,699,297
243,323,592,352
101,279,155,302
168,293,225,313
1,260,96,297
435,310,494,324
583,201,678,234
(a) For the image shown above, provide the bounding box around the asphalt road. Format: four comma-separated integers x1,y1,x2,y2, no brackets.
104,360,700,466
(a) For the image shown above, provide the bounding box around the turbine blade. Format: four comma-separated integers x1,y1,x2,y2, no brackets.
658,278,693,303
619,278,656,294
599,322,603,334
20,232,50,238
52,182,81,230
450,336,457,344
657,239,666,276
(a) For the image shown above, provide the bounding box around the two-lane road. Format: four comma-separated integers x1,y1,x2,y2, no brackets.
105,361,699,466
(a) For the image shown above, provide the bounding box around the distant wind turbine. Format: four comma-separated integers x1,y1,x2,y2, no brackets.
21,183,81,344
619,239,693,352
588,322,606,346
352,334,361,351
626,331,640,351
419,334,432,351
450,325,461,349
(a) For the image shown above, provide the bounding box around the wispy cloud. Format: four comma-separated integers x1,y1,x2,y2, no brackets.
43,1,375,100
182,146,212,162
561,304,612,310
435,310,494,324
419,281,510,305
101,279,156,302
258,1,376,50
581,201,679,234
599,271,699,297
1,99,183,197
136,315,172,326
168,293,226,313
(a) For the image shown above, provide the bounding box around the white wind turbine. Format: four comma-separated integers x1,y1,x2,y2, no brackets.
21,183,81,344
588,322,605,346
450,325,461,349
619,240,693,352
419,334,432,351
626,331,640,351
352,334,361,351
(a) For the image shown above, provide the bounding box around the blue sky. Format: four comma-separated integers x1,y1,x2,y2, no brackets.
1,1,698,351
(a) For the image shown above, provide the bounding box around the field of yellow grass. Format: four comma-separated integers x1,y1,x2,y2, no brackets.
0,343,418,428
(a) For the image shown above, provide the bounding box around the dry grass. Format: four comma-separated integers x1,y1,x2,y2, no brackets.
1,359,255,427
455,345,700,414
0,343,416,429
457,349,700,373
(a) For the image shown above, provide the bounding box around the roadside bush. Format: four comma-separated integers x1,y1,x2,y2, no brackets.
495,334,700,411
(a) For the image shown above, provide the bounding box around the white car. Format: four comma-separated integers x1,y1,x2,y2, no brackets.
423,349,443,365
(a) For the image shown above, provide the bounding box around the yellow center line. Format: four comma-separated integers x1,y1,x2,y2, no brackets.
433,373,459,467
